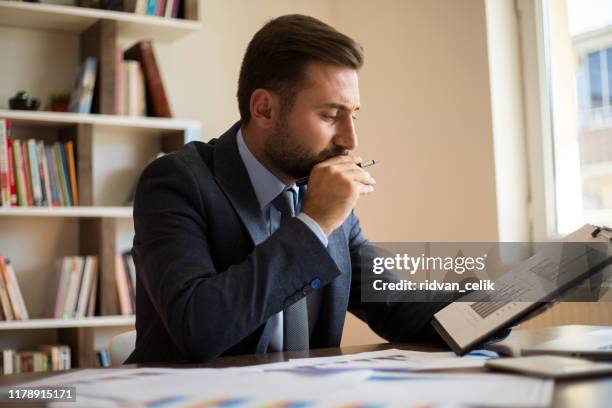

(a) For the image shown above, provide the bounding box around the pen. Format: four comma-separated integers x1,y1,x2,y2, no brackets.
296,159,378,186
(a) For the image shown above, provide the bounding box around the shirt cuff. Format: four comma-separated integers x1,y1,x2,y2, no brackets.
296,212,329,247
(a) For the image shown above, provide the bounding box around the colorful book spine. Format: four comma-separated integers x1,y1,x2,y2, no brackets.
155,0,165,16
7,138,17,206
0,258,14,321
45,145,61,206
75,256,97,318
0,257,28,320
27,139,43,206
146,0,157,15
53,143,70,206
37,141,52,207
62,257,84,318
20,141,33,206
64,141,79,206
53,258,72,318
12,140,27,206
0,119,9,207
115,254,133,315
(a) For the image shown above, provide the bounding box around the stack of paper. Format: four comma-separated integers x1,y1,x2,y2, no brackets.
4,350,553,408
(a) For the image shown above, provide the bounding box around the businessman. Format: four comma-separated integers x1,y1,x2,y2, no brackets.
127,14,446,364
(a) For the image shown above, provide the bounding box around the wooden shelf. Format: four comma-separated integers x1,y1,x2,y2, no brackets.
0,206,133,218
0,109,201,132
0,1,200,42
0,315,135,330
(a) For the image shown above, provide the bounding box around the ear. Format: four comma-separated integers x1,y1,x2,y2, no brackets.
249,89,280,129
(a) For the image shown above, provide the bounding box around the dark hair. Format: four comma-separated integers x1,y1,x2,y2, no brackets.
237,14,363,124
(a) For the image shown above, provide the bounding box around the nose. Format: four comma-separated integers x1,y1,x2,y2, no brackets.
333,116,359,151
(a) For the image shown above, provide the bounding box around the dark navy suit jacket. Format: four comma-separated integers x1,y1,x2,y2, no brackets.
126,122,446,364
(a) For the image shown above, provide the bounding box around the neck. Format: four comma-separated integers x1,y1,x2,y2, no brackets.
241,124,294,185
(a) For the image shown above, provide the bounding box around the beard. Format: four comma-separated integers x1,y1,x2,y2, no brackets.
263,114,347,180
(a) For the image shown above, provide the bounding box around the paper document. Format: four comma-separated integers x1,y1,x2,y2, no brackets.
5,352,553,408
262,348,493,371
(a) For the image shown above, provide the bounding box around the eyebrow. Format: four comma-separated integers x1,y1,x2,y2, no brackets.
318,103,360,111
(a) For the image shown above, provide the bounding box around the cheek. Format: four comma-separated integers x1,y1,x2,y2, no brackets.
289,113,335,149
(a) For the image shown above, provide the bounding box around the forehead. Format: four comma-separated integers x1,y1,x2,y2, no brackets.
299,62,360,107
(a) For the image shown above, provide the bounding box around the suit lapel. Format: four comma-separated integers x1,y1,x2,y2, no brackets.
213,122,269,245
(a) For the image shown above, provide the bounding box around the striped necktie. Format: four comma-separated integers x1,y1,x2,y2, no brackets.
271,189,309,351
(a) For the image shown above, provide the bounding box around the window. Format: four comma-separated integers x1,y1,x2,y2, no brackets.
522,0,612,237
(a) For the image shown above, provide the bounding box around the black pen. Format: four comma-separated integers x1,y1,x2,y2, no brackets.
296,159,378,186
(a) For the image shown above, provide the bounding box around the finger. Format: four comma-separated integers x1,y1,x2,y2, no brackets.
341,167,376,184
356,183,375,195
316,154,354,168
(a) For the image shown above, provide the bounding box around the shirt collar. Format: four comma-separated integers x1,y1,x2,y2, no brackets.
236,128,297,210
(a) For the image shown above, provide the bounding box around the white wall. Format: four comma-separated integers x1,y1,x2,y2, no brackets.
329,0,499,344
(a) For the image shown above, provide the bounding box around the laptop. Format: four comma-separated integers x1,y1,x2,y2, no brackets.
522,328,612,360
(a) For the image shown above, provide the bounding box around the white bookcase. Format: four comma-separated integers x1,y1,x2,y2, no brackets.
0,1,201,369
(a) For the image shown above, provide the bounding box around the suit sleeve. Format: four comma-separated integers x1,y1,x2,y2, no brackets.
346,212,449,344
132,154,342,362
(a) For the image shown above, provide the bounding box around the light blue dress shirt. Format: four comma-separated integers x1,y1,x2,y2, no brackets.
236,129,328,247
236,129,326,351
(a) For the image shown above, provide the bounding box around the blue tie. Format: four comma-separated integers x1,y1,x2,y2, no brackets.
272,189,309,351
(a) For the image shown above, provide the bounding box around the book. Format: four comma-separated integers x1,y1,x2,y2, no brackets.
122,252,135,311
123,61,147,116
12,140,27,206
20,139,33,206
53,258,72,318
7,137,17,206
53,142,70,206
37,141,52,207
146,0,156,15
45,145,62,206
64,141,79,206
38,345,60,371
115,254,133,315
96,348,110,367
1,346,70,374
27,139,43,206
0,119,9,207
75,256,97,318
62,256,84,318
124,0,147,14
0,259,14,321
57,142,73,206
183,0,197,20
87,265,98,317
124,41,172,118
1,349,15,374
68,57,98,114
0,257,29,320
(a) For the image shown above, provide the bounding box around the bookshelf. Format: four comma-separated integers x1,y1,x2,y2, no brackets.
0,206,133,218
0,315,135,330
0,1,200,41
0,1,201,370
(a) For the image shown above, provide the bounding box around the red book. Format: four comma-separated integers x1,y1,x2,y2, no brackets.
19,141,32,206
7,138,17,206
155,0,166,16
0,119,9,206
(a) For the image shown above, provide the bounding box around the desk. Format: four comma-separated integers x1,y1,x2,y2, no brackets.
2,326,612,407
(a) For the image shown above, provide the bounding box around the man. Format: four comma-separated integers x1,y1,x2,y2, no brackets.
127,14,445,364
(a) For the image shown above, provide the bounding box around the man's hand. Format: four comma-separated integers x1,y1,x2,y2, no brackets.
301,155,376,236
